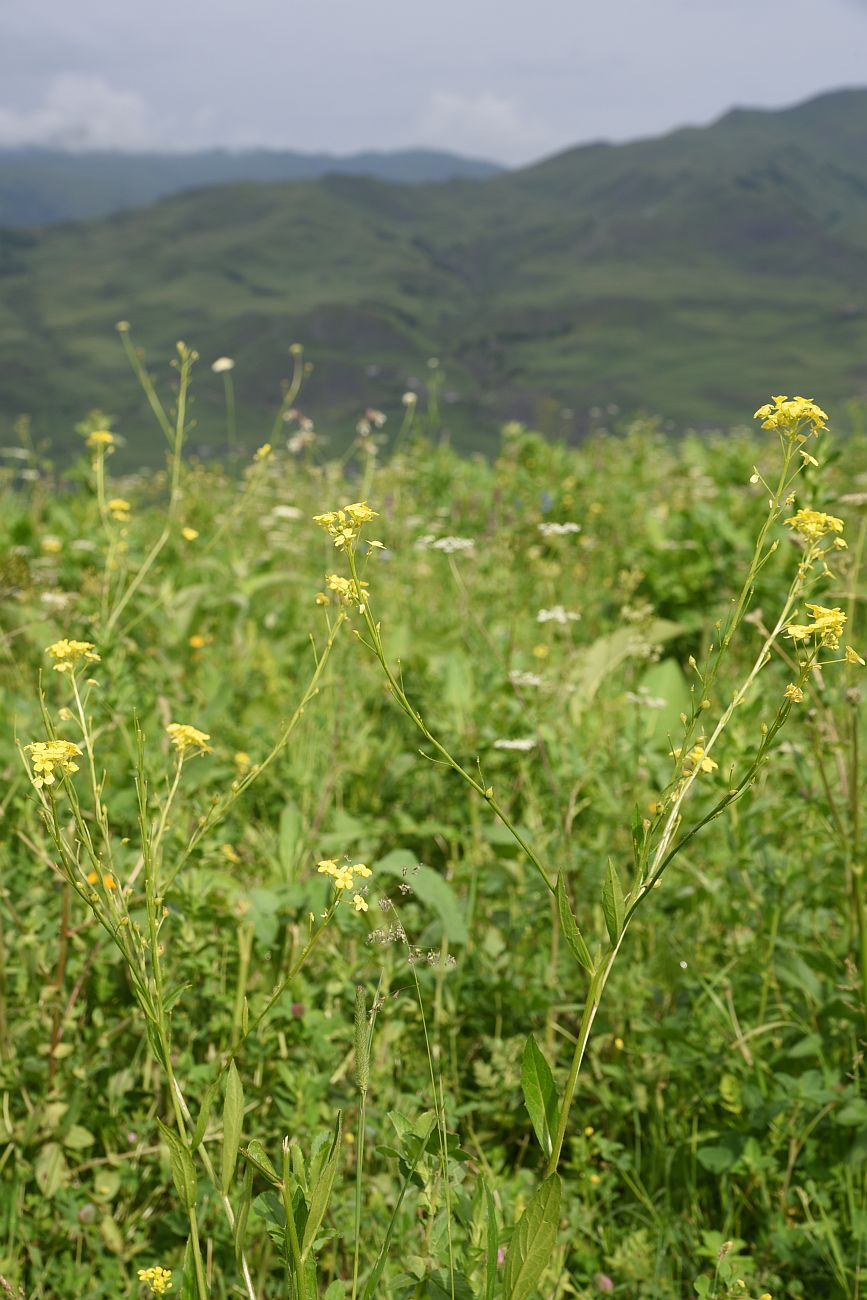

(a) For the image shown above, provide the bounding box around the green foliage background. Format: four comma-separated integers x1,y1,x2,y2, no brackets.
1,377,866,1297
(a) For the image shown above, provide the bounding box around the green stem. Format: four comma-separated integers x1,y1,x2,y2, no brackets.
351,1090,367,1300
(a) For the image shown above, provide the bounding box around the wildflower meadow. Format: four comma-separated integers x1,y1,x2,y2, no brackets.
1,334,866,1299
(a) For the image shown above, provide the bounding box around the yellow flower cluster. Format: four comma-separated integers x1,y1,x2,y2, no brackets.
784,508,844,544
107,497,131,522
786,603,847,650
784,683,805,703
165,723,212,754
25,740,82,788
254,443,272,460
137,1266,173,1296
671,744,718,774
325,573,369,609
317,859,373,912
45,639,100,672
86,429,115,450
753,395,828,439
313,501,378,550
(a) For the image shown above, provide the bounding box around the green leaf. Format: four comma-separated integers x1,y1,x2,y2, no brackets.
157,1121,197,1210
301,1111,342,1261
601,858,625,946
191,1075,220,1152
374,850,468,943
695,1145,737,1174
234,1162,254,1268
521,1035,559,1159
323,1284,346,1300
555,873,593,973
221,1060,244,1194
240,1139,282,1187
503,1173,561,1300
34,1142,68,1198
483,1177,498,1300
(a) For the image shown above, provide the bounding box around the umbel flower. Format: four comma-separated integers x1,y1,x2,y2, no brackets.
25,740,82,788
45,639,100,672
165,723,211,754
313,502,378,550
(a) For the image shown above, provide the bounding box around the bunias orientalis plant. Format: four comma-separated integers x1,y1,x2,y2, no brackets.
20,615,366,1300
313,395,864,1298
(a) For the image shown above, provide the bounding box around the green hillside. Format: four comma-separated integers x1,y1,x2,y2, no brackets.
0,146,502,225
2,88,867,463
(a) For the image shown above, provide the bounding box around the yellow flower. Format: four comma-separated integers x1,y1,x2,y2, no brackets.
784,508,844,543
325,573,368,609
25,739,82,788
352,894,369,912
254,443,272,460
313,501,379,550
137,1266,173,1296
165,723,211,754
753,394,828,438
86,430,115,450
845,645,866,666
314,591,330,605
784,683,805,702
86,870,116,889
181,527,199,541
107,497,131,522
786,603,847,650
188,634,206,649
45,639,100,672
41,537,63,555
234,750,251,768
671,744,718,773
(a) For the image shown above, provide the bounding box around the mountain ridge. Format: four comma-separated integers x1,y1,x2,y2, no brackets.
1,87,866,461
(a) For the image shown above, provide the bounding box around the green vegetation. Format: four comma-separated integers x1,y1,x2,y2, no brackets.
0,147,501,227
1,89,867,464
1,346,866,1298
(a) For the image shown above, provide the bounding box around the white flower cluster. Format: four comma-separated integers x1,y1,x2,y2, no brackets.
416,535,475,554
538,522,581,537
537,606,581,625
494,737,536,751
508,670,542,688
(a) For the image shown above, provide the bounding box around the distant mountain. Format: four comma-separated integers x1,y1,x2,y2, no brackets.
1,87,866,462
0,146,503,225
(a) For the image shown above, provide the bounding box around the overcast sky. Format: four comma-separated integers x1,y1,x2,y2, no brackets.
1,0,865,166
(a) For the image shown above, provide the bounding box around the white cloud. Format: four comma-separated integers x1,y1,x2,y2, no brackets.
0,74,155,150
416,90,551,165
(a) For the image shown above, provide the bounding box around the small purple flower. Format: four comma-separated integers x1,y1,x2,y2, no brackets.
497,1248,505,1266
594,1274,615,1294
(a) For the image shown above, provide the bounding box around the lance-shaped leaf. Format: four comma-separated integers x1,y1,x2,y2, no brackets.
503,1173,561,1300
239,1139,282,1187
221,1060,244,1193
521,1035,559,1159
601,858,626,946
157,1120,197,1211
301,1111,343,1261
555,872,593,973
